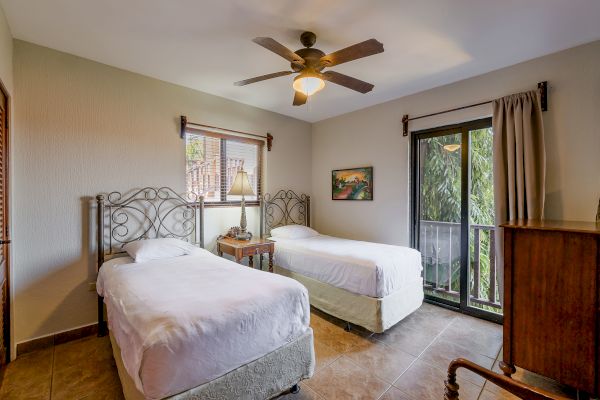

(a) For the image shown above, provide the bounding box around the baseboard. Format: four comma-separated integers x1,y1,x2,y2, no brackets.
16,323,98,357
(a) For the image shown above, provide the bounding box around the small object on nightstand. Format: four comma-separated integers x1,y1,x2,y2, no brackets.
216,237,275,272
223,226,252,240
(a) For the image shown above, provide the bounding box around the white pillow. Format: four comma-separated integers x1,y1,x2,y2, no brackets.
270,225,319,239
123,238,199,263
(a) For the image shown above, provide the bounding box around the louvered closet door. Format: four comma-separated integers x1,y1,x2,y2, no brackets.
0,88,8,365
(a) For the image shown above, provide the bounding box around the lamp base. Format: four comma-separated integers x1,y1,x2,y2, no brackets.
236,231,252,241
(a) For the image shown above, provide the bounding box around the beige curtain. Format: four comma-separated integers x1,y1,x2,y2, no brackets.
493,90,546,304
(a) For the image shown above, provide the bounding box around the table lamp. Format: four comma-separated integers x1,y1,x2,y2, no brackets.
228,169,255,240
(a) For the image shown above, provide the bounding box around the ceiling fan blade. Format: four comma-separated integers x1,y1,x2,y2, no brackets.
234,71,293,86
321,71,374,93
293,91,308,106
320,39,384,67
253,37,305,65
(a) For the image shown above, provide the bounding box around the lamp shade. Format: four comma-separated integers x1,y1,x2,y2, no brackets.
228,170,255,196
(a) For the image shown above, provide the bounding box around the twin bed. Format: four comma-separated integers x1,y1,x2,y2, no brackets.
96,187,422,400
261,190,424,333
96,188,314,400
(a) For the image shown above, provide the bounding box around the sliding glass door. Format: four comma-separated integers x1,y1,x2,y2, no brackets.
414,129,463,306
411,117,502,322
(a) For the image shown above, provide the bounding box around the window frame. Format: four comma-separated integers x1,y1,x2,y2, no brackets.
409,117,502,324
185,126,264,208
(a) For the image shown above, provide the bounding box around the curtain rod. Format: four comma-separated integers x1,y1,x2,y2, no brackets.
180,115,273,151
402,81,548,136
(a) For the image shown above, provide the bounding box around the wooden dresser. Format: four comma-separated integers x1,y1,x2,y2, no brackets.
500,220,600,395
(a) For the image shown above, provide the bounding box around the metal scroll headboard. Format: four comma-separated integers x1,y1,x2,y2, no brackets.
260,190,311,237
96,187,204,268
95,187,203,336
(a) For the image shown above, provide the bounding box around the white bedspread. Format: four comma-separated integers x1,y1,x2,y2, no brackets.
97,249,310,399
271,235,422,298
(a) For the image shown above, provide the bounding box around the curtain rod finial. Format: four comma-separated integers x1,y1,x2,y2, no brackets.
180,115,187,139
537,82,548,112
402,114,409,137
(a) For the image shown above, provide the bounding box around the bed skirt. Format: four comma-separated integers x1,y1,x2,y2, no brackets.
110,329,315,400
274,266,423,333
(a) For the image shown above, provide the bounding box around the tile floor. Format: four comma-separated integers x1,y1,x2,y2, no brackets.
0,303,577,400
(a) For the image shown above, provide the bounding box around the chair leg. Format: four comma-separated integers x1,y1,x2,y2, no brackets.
344,321,352,332
499,361,516,377
444,369,459,400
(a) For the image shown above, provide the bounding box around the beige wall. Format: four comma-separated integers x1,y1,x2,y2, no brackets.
0,4,12,95
12,40,311,344
312,40,600,246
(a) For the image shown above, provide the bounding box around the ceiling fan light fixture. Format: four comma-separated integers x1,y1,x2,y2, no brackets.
237,33,383,105
293,72,325,96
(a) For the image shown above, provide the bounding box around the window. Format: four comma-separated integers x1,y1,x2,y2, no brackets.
185,128,263,205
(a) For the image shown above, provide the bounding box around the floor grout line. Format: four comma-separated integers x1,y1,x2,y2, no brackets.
476,341,505,399
494,343,502,361
414,316,457,358
310,322,407,400
374,315,462,400
371,370,417,400
388,315,458,388
390,312,500,399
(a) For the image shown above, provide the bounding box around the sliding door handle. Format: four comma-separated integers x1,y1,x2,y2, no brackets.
0,240,10,244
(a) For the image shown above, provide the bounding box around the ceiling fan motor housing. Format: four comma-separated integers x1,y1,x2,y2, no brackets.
292,48,326,72
292,31,325,72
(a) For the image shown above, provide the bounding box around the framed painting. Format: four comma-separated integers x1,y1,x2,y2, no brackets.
332,167,373,200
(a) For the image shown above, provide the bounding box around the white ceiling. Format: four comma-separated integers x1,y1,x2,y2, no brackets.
2,0,600,122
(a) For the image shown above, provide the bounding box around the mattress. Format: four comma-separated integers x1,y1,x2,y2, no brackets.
97,249,310,400
271,235,423,298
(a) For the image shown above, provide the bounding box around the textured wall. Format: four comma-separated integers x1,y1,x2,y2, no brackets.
312,40,600,245
12,40,311,344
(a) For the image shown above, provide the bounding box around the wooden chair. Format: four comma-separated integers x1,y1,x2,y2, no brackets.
444,358,572,400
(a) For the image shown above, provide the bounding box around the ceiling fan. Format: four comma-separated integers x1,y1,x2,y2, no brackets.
234,31,384,106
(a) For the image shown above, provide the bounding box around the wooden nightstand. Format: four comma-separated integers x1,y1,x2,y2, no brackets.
216,237,275,272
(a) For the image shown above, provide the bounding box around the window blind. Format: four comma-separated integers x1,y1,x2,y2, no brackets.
225,140,259,202
185,129,262,204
